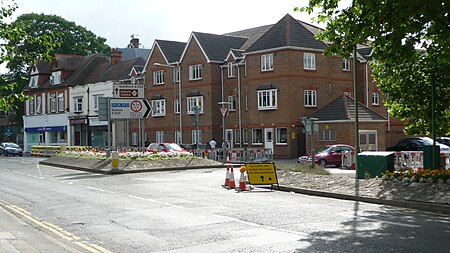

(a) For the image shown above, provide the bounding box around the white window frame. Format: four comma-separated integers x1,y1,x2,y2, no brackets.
343,59,350,71
243,129,249,145
151,99,166,117
29,97,35,114
173,67,180,83
227,62,235,77
304,90,317,107
252,128,263,145
276,128,288,145
189,64,202,80
36,96,42,114
261,53,273,71
228,95,236,111
175,131,181,144
51,71,61,85
156,131,165,143
372,92,380,105
93,94,103,111
153,70,165,85
187,96,203,115
192,130,202,144
304,53,316,70
257,89,277,110
174,99,180,114
29,76,38,88
50,95,56,112
73,96,83,113
58,93,65,112
235,129,240,144
319,129,336,141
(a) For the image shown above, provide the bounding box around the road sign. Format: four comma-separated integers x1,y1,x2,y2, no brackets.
110,98,151,119
113,84,145,98
246,163,278,185
220,107,228,117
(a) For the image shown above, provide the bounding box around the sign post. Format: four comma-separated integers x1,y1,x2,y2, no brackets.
110,99,152,119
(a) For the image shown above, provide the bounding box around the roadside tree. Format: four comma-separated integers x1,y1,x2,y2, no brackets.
296,0,450,136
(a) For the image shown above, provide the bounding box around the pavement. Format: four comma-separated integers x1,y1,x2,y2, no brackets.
0,157,449,252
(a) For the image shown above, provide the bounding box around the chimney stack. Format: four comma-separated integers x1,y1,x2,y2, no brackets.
111,48,122,64
128,34,140,48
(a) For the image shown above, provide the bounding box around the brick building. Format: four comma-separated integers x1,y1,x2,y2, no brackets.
141,14,393,158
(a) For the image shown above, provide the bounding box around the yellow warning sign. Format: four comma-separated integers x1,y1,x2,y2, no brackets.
246,163,278,185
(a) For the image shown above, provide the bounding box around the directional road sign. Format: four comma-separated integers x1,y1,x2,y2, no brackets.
113,84,145,98
110,98,151,119
245,163,278,185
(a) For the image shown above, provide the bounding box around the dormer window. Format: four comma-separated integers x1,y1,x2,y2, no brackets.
51,71,62,85
29,76,38,88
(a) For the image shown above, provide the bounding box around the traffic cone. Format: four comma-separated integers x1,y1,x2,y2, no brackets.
236,165,248,192
228,166,236,189
222,166,230,188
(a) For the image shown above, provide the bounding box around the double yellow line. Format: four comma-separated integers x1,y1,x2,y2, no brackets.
0,200,112,253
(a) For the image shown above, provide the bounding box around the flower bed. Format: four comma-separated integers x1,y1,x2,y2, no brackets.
382,168,450,184
61,149,194,160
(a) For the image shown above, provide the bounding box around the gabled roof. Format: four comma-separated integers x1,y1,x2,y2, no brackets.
312,95,386,122
155,40,186,63
82,57,146,84
245,14,328,53
224,24,273,50
30,61,52,75
357,46,372,60
180,32,247,63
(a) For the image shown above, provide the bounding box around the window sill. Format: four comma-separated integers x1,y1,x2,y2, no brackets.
276,143,288,146
304,68,316,71
152,114,166,117
304,105,317,108
252,143,263,145
258,107,277,111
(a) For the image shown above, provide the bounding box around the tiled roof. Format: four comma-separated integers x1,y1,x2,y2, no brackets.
312,95,386,121
155,40,186,63
192,32,248,62
357,46,372,60
224,24,273,50
65,54,110,85
245,14,327,53
82,57,146,84
119,48,151,61
53,54,84,71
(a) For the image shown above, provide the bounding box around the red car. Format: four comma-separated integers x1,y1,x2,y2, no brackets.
298,144,355,167
146,143,190,154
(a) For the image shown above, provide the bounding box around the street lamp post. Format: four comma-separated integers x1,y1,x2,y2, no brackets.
218,101,230,162
192,106,200,156
301,117,319,169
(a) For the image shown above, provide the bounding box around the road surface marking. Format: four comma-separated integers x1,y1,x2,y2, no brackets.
128,195,186,209
0,200,112,253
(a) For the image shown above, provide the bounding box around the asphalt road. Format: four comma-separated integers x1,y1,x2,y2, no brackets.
0,156,449,253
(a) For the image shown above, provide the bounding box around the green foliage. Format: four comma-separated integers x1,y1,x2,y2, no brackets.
0,2,112,111
0,0,56,111
296,0,450,136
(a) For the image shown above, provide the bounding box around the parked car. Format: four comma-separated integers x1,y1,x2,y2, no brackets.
0,142,23,156
298,144,355,167
146,143,190,154
386,137,450,152
437,137,450,147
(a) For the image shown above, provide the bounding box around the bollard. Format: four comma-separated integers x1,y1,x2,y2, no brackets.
111,151,119,169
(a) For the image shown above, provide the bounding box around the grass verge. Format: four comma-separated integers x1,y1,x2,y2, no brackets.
275,162,330,175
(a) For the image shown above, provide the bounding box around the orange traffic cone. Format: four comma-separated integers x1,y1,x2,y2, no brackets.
222,166,230,188
237,165,248,192
228,166,236,189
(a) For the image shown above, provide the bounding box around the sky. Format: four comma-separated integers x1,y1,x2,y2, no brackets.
13,0,320,49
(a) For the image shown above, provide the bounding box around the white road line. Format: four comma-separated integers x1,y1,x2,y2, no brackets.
36,164,44,178
128,195,186,209
86,186,114,193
